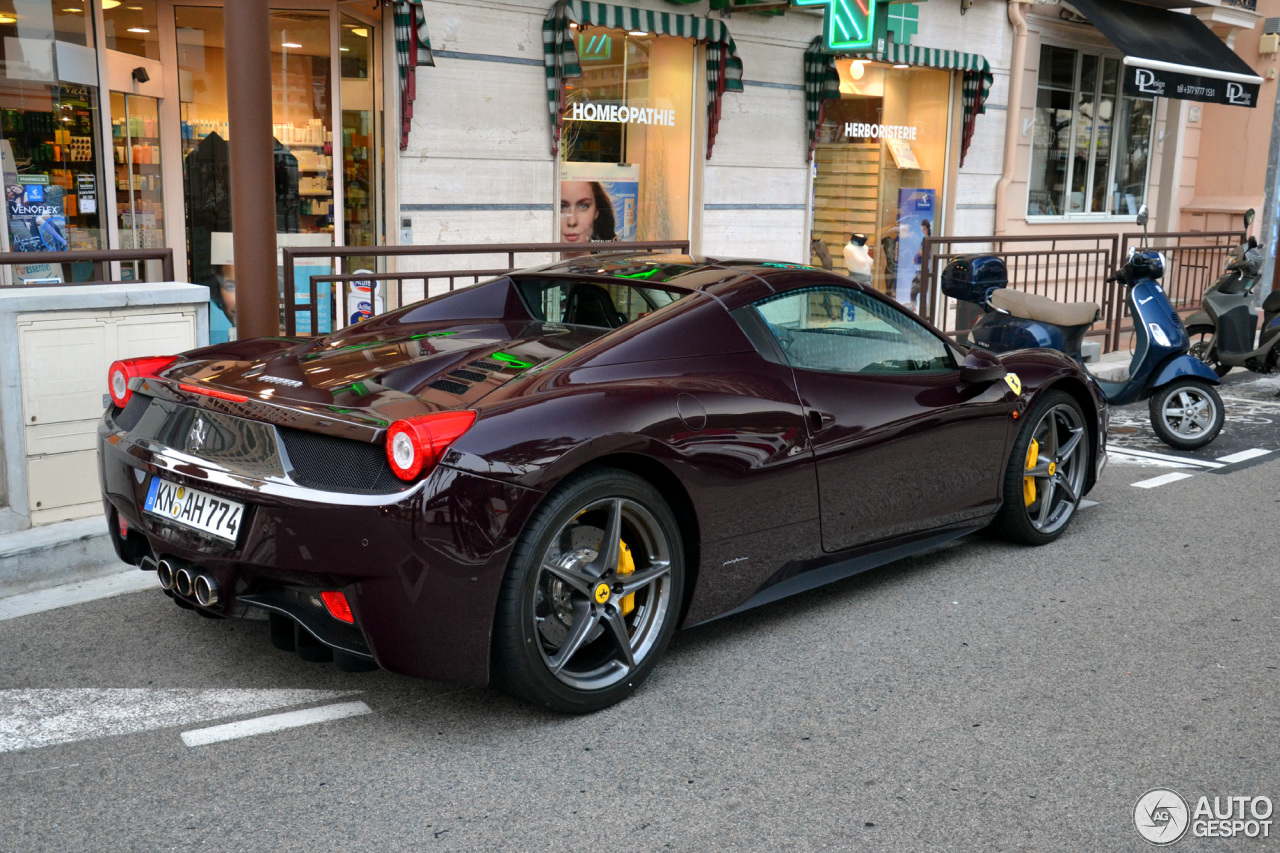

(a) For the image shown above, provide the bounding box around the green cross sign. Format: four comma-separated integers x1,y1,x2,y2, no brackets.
795,0,879,52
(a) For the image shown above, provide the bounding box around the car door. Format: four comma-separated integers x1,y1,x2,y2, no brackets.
747,284,1014,553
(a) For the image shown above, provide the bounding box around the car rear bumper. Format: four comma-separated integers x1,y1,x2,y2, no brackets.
99,411,544,687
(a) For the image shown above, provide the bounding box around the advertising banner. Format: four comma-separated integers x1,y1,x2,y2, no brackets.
5,169,67,283
894,188,935,309
561,162,640,245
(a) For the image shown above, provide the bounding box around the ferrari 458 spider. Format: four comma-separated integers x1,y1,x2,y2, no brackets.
99,254,1106,712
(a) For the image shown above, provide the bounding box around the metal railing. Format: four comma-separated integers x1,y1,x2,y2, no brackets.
0,248,174,286
280,240,690,337
920,230,1243,353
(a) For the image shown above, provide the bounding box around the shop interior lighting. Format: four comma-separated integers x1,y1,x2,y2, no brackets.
628,30,646,36
851,60,865,80
127,27,149,33
351,26,368,37
63,7,83,12
569,21,577,28
282,41,302,48
339,46,349,51
893,63,909,69
101,0,120,8
0,13,16,23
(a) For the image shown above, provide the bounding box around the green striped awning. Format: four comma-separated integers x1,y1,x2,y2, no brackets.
395,0,435,151
804,37,993,166
543,0,744,159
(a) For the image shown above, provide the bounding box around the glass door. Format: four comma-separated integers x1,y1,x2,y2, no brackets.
110,92,165,280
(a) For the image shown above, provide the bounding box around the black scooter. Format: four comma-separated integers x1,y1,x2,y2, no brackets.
1186,208,1280,377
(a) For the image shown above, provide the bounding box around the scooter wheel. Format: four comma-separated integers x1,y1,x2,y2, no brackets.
1186,324,1230,378
1149,379,1224,450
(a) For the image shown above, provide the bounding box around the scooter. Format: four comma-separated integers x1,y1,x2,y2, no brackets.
1185,208,1280,378
943,205,1224,450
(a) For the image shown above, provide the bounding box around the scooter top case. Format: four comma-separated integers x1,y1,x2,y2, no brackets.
969,289,1099,361
941,254,1009,305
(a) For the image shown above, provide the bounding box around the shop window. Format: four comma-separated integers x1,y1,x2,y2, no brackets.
754,286,953,374
559,28,695,249
811,62,949,308
104,0,159,61
1,0,106,283
1028,43,1154,218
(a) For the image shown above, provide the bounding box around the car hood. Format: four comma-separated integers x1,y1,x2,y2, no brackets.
164,321,605,431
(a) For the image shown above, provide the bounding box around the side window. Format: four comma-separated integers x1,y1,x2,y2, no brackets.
754,286,954,374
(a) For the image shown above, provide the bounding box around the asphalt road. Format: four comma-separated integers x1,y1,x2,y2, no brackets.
3,378,1280,851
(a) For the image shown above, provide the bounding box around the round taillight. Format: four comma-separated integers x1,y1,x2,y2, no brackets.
385,411,476,482
109,367,129,407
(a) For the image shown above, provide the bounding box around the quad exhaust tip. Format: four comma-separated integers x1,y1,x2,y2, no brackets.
193,573,220,608
156,559,176,591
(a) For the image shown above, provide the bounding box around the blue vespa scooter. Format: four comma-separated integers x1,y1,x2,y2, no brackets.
942,206,1224,450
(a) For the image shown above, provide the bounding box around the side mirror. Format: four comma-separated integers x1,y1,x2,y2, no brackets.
1245,208,1256,228
960,347,1008,384
1136,204,1149,228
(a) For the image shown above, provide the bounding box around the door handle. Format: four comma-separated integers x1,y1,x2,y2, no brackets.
807,410,835,432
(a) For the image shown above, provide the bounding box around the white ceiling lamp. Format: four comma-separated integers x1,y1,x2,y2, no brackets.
282,41,302,48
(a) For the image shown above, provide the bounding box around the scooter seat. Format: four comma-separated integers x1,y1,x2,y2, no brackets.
990,289,1099,327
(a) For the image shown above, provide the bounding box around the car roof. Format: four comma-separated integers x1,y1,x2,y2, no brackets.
514,253,857,308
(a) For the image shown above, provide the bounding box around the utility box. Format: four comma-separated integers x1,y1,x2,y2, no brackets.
0,283,209,531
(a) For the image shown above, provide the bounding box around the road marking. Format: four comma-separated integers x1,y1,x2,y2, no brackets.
1079,499,1099,509
1215,448,1273,464
0,689,357,754
181,701,371,747
1131,472,1195,489
0,569,156,622
1108,447,1223,469
1222,395,1280,408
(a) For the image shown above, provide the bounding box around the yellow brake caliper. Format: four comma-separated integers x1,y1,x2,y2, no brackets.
618,540,636,616
1023,438,1040,506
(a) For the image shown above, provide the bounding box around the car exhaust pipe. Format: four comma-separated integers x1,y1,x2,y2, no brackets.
174,565,194,598
156,558,176,591
193,573,220,608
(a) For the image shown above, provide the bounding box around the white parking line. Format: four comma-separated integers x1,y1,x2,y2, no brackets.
1222,395,1280,408
1131,472,1196,489
181,701,372,747
1108,447,1223,469
0,569,156,621
1215,448,1273,465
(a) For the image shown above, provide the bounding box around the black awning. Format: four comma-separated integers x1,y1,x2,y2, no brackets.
1067,0,1263,108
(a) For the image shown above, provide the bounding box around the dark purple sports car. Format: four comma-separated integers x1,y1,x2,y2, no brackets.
99,254,1106,712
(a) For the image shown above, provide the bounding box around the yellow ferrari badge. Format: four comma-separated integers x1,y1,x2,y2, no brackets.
594,583,611,605
1003,373,1022,395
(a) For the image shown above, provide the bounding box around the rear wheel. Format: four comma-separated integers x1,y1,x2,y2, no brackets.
990,390,1089,546
1186,324,1230,377
1149,379,1223,450
491,468,684,714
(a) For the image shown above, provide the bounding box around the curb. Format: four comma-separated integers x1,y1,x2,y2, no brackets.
0,516,123,599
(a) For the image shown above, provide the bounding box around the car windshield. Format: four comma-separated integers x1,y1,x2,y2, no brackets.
514,277,687,328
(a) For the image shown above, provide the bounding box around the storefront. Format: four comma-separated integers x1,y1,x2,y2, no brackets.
805,38,992,309
0,0,385,340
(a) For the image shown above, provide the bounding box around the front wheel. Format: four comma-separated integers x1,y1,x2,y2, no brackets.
491,468,684,714
989,390,1090,546
1186,324,1230,377
1148,379,1224,450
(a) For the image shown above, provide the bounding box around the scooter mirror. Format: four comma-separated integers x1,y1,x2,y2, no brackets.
1136,205,1149,228
959,347,1008,385
1245,208,1256,228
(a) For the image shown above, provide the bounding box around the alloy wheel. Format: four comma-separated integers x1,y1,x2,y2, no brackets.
532,497,674,692
1158,386,1218,440
1022,403,1087,535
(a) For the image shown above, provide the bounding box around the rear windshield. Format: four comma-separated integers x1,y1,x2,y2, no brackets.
514,277,687,329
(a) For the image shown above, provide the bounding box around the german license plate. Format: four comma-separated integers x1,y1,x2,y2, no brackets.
144,477,244,543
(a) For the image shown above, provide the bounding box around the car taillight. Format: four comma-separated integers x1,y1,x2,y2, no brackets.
385,411,476,481
108,356,178,408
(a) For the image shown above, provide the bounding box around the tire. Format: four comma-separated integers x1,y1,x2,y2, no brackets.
1186,324,1230,378
989,390,1090,546
491,467,685,714
1149,379,1224,450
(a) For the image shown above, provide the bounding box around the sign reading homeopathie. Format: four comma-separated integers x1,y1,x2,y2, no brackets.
569,102,678,127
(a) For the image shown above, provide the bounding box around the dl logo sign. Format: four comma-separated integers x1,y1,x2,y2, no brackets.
1227,82,1253,106
1134,69,1166,96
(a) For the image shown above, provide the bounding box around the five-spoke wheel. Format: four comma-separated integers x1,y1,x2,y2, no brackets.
1149,379,1224,450
991,391,1089,545
492,468,683,713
